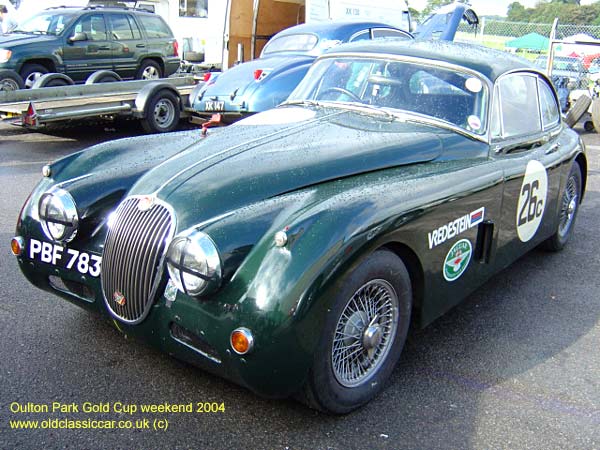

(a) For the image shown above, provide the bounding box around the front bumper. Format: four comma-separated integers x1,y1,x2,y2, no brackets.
15,234,313,399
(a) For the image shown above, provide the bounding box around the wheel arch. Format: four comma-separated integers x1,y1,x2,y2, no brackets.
380,241,425,328
134,82,182,117
575,152,587,202
18,58,57,74
139,56,165,74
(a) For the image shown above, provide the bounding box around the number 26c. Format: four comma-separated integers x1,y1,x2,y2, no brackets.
518,180,543,226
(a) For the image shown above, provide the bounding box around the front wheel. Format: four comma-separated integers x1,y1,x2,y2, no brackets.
543,161,582,251
0,69,24,91
301,250,412,414
20,63,49,89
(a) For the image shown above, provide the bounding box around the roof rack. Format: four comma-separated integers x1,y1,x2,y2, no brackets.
83,4,154,13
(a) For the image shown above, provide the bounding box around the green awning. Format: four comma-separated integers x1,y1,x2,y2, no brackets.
505,33,549,51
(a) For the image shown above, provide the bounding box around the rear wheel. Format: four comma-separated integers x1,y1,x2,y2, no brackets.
140,90,180,133
20,63,50,89
543,161,582,251
136,60,162,80
301,250,412,414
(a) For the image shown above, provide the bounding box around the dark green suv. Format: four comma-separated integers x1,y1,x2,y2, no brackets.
0,6,180,88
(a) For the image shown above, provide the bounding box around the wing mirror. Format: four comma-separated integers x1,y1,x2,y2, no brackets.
68,32,88,43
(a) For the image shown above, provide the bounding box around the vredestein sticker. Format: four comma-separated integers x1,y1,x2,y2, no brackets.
443,239,472,282
516,160,548,242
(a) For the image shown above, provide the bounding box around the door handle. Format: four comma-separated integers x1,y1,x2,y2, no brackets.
545,142,560,155
136,44,146,48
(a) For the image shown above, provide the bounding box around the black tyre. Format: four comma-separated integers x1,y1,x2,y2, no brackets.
136,60,162,80
564,95,591,128
140,90,180,133
0,69,24,91
301,250,412,414
543,161,582,252
591,98,600,133
20,63,50,89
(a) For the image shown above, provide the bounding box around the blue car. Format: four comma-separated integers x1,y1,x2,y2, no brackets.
192,21,413,123
191,3,478,123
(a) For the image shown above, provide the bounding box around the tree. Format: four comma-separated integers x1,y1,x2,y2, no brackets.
507,2,531,21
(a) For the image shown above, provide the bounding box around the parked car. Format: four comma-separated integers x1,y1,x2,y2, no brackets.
0,5,180,89
534,55,588,89
192,3,478,123
12,40,586,414
192,20,413,123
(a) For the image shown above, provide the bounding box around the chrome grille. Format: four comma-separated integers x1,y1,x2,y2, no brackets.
101,196,174,324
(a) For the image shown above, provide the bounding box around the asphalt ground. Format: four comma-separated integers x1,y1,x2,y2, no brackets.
0,121,599,450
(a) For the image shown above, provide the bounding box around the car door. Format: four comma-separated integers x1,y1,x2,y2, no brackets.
107,12,144,79
489,72,567,267
62,13,112,82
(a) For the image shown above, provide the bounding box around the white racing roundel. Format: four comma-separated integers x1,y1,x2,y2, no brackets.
516,160,548,242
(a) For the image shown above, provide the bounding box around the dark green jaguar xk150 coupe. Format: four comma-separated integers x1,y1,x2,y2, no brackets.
12,40,586,414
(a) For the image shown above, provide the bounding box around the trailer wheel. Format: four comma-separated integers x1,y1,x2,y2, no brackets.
20,63,50,89
141,90,180,133
136,60,162,80
0,69,24,91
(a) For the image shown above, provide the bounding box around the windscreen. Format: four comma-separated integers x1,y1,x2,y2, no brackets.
15,11,76,35
288,56,489,134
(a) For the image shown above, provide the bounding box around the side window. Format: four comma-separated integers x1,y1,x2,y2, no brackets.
138,15,172,38
108,14,135,40
538,79,560,129
349,30,370,42
372,28,412,40
73,14,107,41
497,74,541,138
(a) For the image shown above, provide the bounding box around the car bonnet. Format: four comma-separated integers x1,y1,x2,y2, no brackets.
130,106,447,230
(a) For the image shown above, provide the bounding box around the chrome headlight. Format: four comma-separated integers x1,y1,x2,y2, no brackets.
166,231,221,296
0,49,12,64
38,188,79,243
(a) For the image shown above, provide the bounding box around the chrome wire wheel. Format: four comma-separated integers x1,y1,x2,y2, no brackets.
153,98,176,128
557,173,579,239
332,279,399,388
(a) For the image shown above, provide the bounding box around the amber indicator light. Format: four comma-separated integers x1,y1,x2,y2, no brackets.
11,237,23,256
231,329,253,355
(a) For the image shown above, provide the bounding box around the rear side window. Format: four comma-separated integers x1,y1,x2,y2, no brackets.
262,34,318,55
108,14,140,40
372,28,412,40
538,79,560,130
138,15,172,38
497,74,541,138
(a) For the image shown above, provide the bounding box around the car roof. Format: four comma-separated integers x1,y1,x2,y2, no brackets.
274,20,400,39
325,39,537,82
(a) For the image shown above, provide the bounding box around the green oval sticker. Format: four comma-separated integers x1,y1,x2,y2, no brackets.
443,239,472,282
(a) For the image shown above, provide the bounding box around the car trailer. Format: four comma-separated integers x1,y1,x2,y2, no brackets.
0,71,204,133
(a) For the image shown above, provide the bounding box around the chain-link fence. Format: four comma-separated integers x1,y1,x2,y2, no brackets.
456,19,600,61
